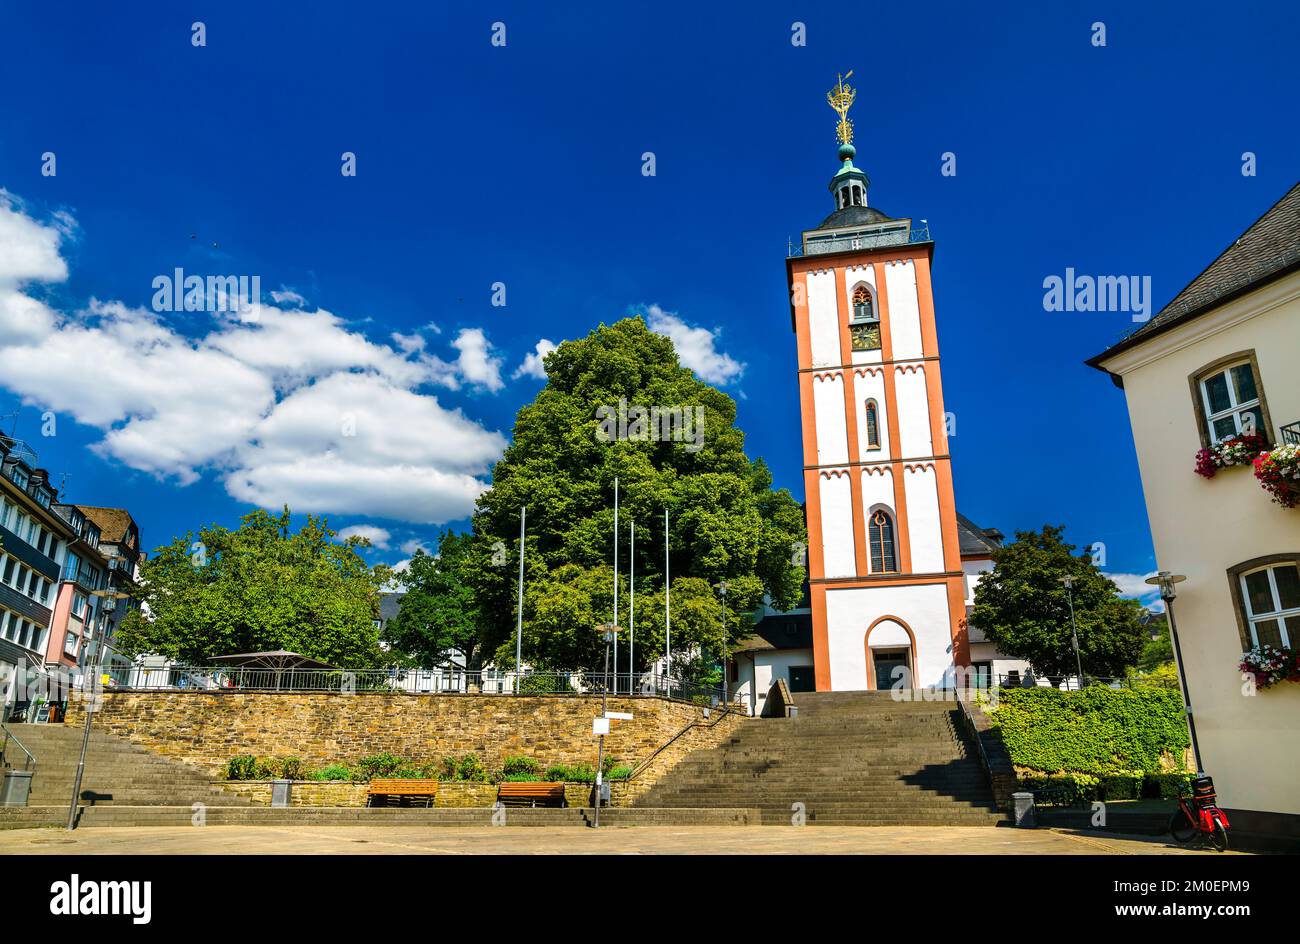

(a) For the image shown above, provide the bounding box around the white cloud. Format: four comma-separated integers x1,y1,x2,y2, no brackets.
513,338,556,380
451,327,504,392
643,304,744,386
337,524,392,549
399,538,430,556
0,195,509,524
270,288,306,307
0,190,69,345
1106,571,1162,603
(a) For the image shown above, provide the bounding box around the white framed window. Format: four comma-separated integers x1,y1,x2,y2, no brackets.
1240,562,1300,648
1200,361,1263,444
63,632,78,657
72,591,87,620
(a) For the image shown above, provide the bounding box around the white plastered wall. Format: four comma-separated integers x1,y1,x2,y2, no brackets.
812,373,848,465
884,259,923,360
807,269,841,368
825,583,955,690
903,465,945,573
818,473,855,579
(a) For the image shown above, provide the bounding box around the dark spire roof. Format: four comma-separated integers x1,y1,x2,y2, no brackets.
815,204,897,231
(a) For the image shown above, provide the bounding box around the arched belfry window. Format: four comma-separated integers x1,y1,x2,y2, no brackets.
869,510,898,573
865,399,880,449
850,285,881,352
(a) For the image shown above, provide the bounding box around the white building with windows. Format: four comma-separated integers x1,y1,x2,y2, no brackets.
1088,181,1300,850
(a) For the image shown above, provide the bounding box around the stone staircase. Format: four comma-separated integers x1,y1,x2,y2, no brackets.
2,723,249,809
634,691,1006,825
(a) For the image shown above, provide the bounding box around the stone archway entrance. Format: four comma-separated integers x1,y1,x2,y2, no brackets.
864,617,918,691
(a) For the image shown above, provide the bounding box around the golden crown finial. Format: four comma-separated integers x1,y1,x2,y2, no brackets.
826,71,856,145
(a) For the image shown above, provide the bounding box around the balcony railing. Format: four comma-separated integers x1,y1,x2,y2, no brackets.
1281,421,1300,446
788,221,932,258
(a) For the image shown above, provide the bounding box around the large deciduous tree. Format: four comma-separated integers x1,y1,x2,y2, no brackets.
117,508,387,667
970,524,1147,677
382,531,485,668
459,316,806,672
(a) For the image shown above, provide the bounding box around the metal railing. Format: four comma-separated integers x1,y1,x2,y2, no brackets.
0,721,35,771
788,221,932,258
108,665,737,706
954,695,991,783
993,674,1156,690
1281,421,1300,446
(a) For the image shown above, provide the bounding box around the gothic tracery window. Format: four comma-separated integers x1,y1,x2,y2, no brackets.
869,510,897,573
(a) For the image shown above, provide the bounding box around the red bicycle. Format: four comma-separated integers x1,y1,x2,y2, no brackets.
1169,774,1230,852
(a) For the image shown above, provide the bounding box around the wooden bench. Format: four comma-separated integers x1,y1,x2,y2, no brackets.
366,779,438,808
497,782,567,808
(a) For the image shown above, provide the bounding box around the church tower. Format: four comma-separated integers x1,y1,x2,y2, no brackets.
785,74,969,692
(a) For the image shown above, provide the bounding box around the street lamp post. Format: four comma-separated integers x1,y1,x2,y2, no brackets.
1145,572,1202,773
1059,575,1085,689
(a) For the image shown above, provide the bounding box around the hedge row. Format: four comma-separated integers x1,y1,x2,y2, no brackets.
1020,771,1194,805
990,686,1190,774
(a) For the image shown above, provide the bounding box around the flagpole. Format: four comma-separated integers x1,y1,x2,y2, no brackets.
612,476,619,696
664,508,671,692
629,520,635,696
515,505,526,693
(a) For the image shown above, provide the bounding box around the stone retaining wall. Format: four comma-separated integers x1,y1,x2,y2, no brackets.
214,780,610,808
65,692,741,796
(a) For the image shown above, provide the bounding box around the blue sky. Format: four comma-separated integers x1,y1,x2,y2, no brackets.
0,1,1295,601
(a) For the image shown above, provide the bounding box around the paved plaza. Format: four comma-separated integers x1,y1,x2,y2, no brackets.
0,825,1238,855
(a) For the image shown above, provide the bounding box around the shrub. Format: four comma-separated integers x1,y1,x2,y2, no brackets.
311,764,353,782
1019,773,1099,805
1143,772,1194,799
544,763,597,783
499,771,544,782
435,754,488,782
501,756,540,776
226,755,259,781
457,754,488,782
517,674,572,695
990,687,1189,774
606,765,633,780
356,753,408,780
279,757,306,781
1097,771,1143,801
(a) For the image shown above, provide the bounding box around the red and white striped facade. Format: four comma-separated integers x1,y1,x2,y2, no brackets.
787,224,970,691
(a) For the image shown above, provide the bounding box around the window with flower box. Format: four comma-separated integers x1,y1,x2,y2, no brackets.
1228,556,1300,650
1190,352,1271,448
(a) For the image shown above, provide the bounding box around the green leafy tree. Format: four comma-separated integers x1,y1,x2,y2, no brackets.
466,316,806,671
383,531,485,667
117,508,387,667
970,524,1146,677
1136,612,1173,671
